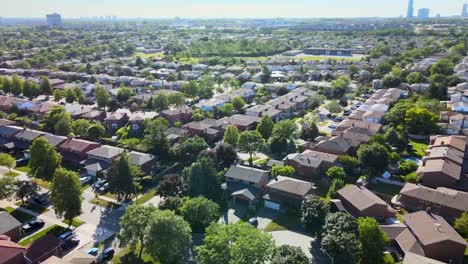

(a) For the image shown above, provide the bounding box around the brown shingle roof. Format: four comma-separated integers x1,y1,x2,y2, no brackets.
337,184,389,212
265,176,314,197
86,145,124,160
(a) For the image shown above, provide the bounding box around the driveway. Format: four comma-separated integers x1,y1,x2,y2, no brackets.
270,230,314,259
218,204,247,224
256,207,277,229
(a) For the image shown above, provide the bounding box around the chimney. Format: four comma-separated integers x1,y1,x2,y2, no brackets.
426,207,431,215
422,160,426,166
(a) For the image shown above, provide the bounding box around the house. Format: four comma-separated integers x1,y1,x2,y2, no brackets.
283,150,338,179
182,119,223,142
337,184,397,220
398,183,468,221
160,106,192,124
128,151,155,173
333,119,382,137
42,251,96,264
24,235,62,264
57,138,100,164
224,165,269,206
262,176,314,210
393,211,467,264
402,253,445,264
104,112,129,131
41,134,67,148
0,126,22,152
0,238,26,264
81,110,106,122
194,98,226,112
12,128,45,153
218,114,261,131
84,145,125,176
311,136,352,155
0,212,22,242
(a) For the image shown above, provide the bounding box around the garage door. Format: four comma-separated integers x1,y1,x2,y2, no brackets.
264,201,280,211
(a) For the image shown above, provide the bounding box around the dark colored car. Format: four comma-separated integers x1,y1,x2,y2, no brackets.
21,219,45,233
92,180,107,189
58,231,74,241
248,217,258,227
33,195,49,205
62,237,80,250
97,247,115,263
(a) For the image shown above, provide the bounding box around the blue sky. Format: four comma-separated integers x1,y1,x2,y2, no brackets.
1,0,465,18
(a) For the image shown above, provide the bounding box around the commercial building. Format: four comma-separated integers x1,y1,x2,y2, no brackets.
418,8,430,19
46,13,62,26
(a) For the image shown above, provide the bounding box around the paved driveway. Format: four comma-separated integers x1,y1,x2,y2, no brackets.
218,204,247,224
256,207,277,229
270,231,331,264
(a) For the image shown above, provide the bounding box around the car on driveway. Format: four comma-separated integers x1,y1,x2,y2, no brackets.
62,237,80,250
98,183,110,194
59,231,75,241
21,219,45,233
92,180,106,189
79,176,93,185
248,217,258,227
33,195,49,205
86,247,99,256
328,123,338,129
97,247,115,263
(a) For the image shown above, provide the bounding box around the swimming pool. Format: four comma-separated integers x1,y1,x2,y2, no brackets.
404,157,421,164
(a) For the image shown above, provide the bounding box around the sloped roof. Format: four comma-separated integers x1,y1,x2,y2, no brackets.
58,138,100,153
403,252,446,264
86,145,124,159
225,165,268,184
128,151,155,166
266,176,313,197
42,134,68,147
14,129,45,142
0,239,26,263
403,211,467,247
399,183,468,212
0,211,21,234
337,184,389,212
395,228,425,256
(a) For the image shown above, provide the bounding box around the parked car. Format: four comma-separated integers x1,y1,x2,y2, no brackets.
248,217,258,227
79,176,93,185
62,237,80,250
328,123,338,129
86,247,99,256
33,195,49,205
59,231,75,241
97,248,115,263
98,183,110,194
92,180,107,189
21,219,45,233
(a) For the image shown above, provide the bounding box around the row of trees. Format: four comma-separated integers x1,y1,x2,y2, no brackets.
0,75,52,98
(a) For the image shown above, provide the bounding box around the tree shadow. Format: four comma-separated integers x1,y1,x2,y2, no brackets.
118,252,153,264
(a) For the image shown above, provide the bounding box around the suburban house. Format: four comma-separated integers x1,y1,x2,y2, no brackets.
160,106,193,124
0,238,26,264
41,134,67,148
42,251,96,264
104,112,129,132
218,114,261,131
332,119,382,137
417,135,468,190
310,136,352,155
224,165,269,206
337,184,397,220
12,128,45,153
24,235,62,264
57,138,100,164
398,183,468,221
388,211,467,264
402,253,445,264
182,119,223,143
84,145,125,177
0,126,22,152
128,151,156,173
0,212,22,242
262,176,314,210
283,150,338,179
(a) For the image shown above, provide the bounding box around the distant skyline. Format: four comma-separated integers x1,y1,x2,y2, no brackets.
1,0,465,18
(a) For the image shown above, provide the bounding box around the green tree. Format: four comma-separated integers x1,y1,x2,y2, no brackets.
157,174,185,198
118,204,157,259
65,88,76,103
144,118,169,156
271,165,295,177
54,118,72,136
29,137,62,181
153,93,169,111
383,127,407,152
327,178,345,199
108,153,135,200
232,96,246,111
168,92,186,106
86,123,105,140
22,81,39,99
271,245,309,264
238,131,266,166
1,76,11,94
308,94,325,110
71,119,93,136
257,115,274,140
146,210,192,264
217,103,235,117
358,217,389,264
0,175,15,200
53,89,63,101
454,212,468,236
117,87,133,103
14,180,39,205
40,76,52,95
223,125,240,146
10,74,23,96
326,166,347,180
178,136,208,164
301,194,329,235
50,168,82,227
197,222,275,264
181,80,199,97
430,58,454,76
180,196,219,233
272,120,298,140
0,153,16,173
95,85,111,108
184,158,222,204
300,122,320,141
404,107,440,135
406,72,425,84
42,106,72,134
338,155,359,176
321,212,362,264
357,143,390,177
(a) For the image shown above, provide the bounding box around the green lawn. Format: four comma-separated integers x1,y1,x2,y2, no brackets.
135,189,157,205
383,252,396,264
4,171,20,177
33,179,51,190
2,207,35,223
62,218,85,228
112,244,160,264
19,224,69,246
264,212,302,232
409,139,428,158
15,201,49,214
133,52,164,59
90,198,121,209
368,182,403,197
15,166,31,173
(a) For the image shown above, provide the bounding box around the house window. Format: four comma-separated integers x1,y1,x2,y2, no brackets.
111,123,118,129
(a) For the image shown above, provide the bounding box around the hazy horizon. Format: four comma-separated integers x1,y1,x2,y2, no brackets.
1,0,466,19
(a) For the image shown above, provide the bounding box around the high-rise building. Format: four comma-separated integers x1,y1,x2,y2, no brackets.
407,0,414,18
418,8,430,19
462,3,468,17
46,13,62,26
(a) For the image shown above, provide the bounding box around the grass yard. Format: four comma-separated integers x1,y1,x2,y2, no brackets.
409,139,428,158
133,52,164,59
383,252,396,264
19,224,69,246
263,212,302,232
4,171,20,177
135,189,157,205
33,179,51,190
112,244,160,264
14,201,49,214
90,198,121,209
15,166,31,173
368,182,403,197
2,207,35,223
62,218,85,228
